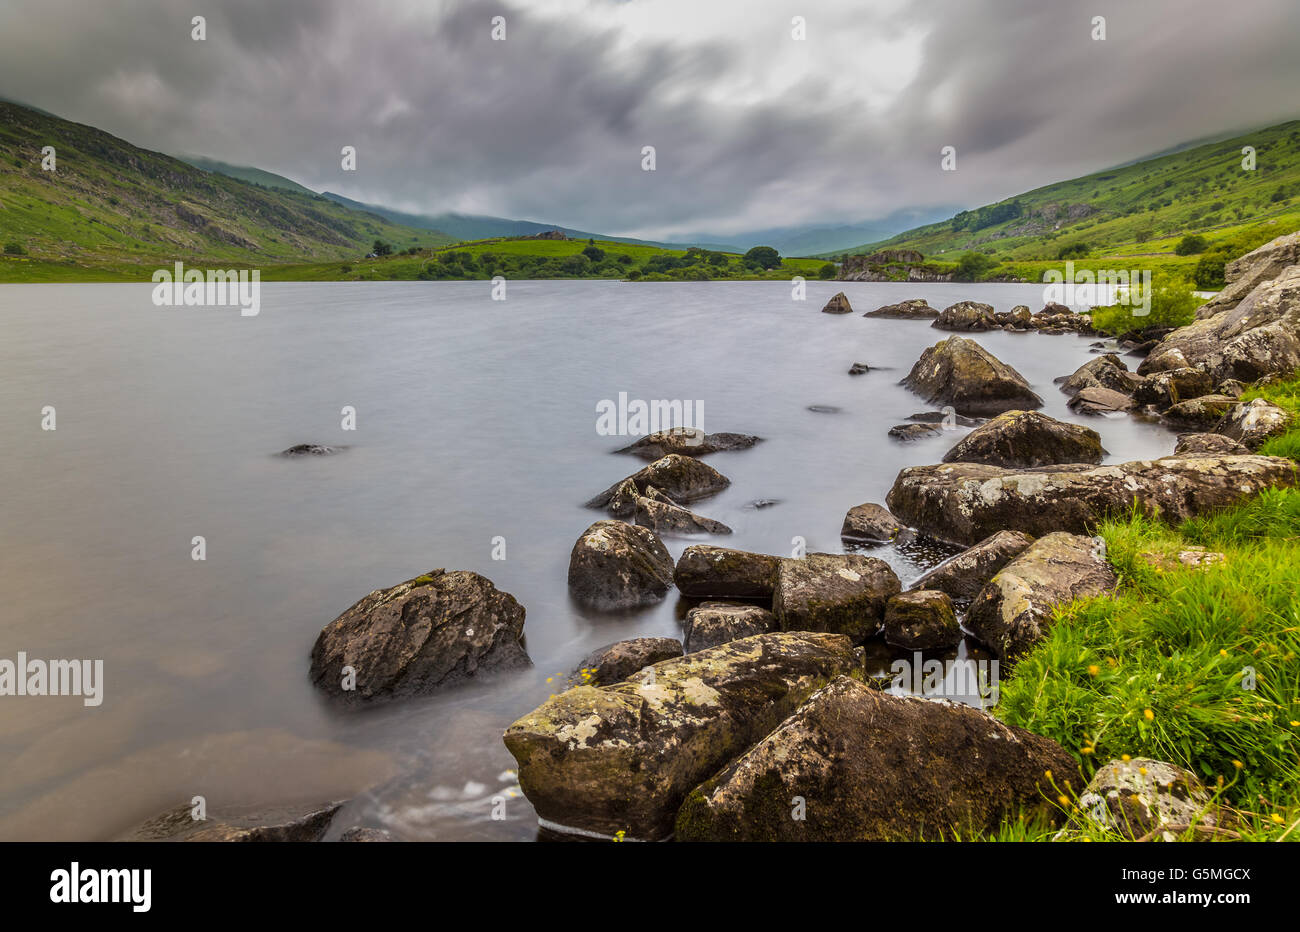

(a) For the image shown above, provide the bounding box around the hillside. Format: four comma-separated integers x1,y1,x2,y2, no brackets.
0,100,452,279
833,120,1300,276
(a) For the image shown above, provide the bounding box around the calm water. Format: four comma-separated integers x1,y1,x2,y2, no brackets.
0,280,1178,840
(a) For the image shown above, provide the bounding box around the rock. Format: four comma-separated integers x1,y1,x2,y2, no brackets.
1076,758,1219,840
889,422,944,441
1067,385,1135,415
675,677,1080,842
746,498,781,509
883,590,960,649
941,410,1105,467
1163,394,1238,429
1057,354,1141,397
124,802,343,842
967,533,1117,661
683,602,777,652
907,410,984,427
1132,367,1217,410
1001,305,1034,329
909,530,1036,602
807,404,841,414
1216,379,1247,398
338,827,395,842
772,553,901,641
574,637,684,686
502,632,860,840
840,502,906,543
1140,260,1300,382
821,291,853,314
931,301,998,332
615,429,761,460
901,336,1044,416
278,443,345,457
1215,397,1292,449
673,545,781,600
1139,547,1227,572
863,298,939,319
310,570,529,703
633,495,731,536
567,520,675,610
603,478,641,518
586,454,730,511
642,485,678,505
848,362,871,375
1195,230,1300,319
886,455,1297,547
1173,433,1250,456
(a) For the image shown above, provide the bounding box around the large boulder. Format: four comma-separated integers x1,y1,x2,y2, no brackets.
1132,367,1216,409
942,410,1105,467
586,454,730,511
675,676,1080,841
1162,394,1238,429
901,336,1044,416
567,520,675,609
633,495,731,536
821,291,853,314
502,632,860,840
772,553,901,641
673,545,781,599
840,502,905,543
886,455,1297,547
967,533,1116,662
309,570,529,704
1057,354,1140,397
1075,758,1220,840
1173,432,1250,456
574,637,684,686
1195,230,1300,319
1214,397,1292,450
614,428,761,459
931,301,998,332
882,590,960,650
1139,260,1300,382
909,530,1036,602
683,602,777,652
863,298,938,319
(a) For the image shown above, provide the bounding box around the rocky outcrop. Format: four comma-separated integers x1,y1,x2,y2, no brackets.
615,428,760,459
675,677,1080,841
574,637,684,686
1076,758,1220,840
821,291,853,314
1058,354,1141,397
909,530,1036,602
1173,432,1250,456
673,545,781,599
567,520,675,609
886,455,1297,547
633,495,731,536
309,570,529,703
683,602,777,652
863,298,938,319
1162,394,1238,429
1195,230,1300,319
840,502,905,543
1214,397,1292,449
966,533,1116,661
932,301,998,332
772,553,901,641
901,336,1044,416
123,801,344,842
586,454,730,512
883,590,960,650
941,410,1105,467
502,632,860,840
1132,368,1215,410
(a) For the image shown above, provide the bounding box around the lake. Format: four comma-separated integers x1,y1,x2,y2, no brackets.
0,280,1177,840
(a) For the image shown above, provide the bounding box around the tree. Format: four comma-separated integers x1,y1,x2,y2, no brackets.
818,262,837,280
582,244,605,261
955,251,998,282
1174,234,1208,256
372,239,393,257
742,245,781,270
1056,242,1090,260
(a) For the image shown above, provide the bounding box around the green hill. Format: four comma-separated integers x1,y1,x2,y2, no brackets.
175,155,317,196
832,120,1300,281
0,100,453,280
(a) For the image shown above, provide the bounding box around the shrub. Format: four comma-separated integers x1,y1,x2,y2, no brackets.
742,245,781,270
1056,242,1090,260
954,251,998,282
1090,273,1199,334
817,262,837,280
1175,234,1208,255
3,241,26,255
581,245,605,261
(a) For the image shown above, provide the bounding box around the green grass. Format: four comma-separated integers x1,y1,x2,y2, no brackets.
986,376,1300,841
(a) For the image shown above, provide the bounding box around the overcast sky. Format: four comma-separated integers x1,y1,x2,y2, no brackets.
1,0,1297,239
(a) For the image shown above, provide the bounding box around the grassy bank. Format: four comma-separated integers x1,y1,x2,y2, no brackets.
989,375,1300,841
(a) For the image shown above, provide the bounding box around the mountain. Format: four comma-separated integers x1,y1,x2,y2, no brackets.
0,100,452,270
838,120,1300,261
175,155,316,196
665,207,963,257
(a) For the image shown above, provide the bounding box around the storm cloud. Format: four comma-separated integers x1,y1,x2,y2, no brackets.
0,0,1296,239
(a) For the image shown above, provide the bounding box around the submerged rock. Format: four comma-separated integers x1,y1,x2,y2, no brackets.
567,520,675,610
931,300,998,332
901,336,1043,416
279,444,345,456
633,495,731,536
673,545,781,599
309,569,529,704
615,428,761,460
882,590,960,650
941,410,1105,467
574,637,684,686
909,530,1036,602
967,532,1116,662
848,361,871,375
772,553,901,642
502,631,860,840
821,291,854,314
889,422,945,441
886,455,1297,547
675,676,1079,842
586,454,730,511
863,298,939,319
683,602,777,652
1067,386,1135,415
